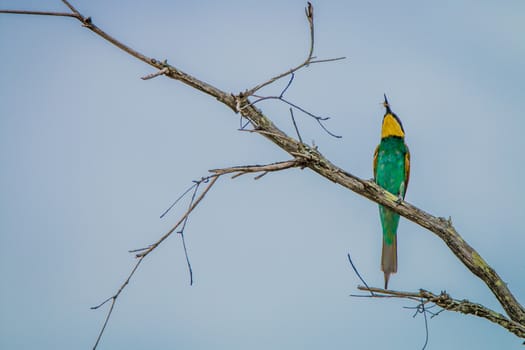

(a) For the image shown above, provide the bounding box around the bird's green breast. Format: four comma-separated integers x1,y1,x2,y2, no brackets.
375,137,407,195
375,136,408,245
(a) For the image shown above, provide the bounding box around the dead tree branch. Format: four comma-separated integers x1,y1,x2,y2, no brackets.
209,159,305,179
1,0,524,344
90,176,218,349
87,159,304,348
356,286,525,339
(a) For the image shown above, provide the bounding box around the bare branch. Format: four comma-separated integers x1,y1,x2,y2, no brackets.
0,9,78,18
61,0,81,16
356,286,525,339
89,176,218,348
136,176,219,259
305,2,314,58
242,2,345,97
89,158,304,347
281,97,341,138
242,73,342,139
209,159,304,178
309,57,347,64
91,258,144,350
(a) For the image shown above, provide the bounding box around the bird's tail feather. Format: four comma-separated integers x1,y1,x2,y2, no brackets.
381,235,397,289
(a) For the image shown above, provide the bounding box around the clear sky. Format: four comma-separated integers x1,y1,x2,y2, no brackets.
1,1,524,349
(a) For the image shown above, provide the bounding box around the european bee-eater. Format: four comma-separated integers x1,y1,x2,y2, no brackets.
373,95,410,289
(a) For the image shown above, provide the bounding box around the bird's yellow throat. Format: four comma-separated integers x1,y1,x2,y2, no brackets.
381,113,405,138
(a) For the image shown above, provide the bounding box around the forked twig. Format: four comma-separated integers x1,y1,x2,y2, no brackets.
241,73,342,138
90,258,144,349
135,177,219,259
176,181,202,285
89,159,303,348
160,182,199,219
242,2,345,97
235,2,344,139
355,285,525,339
254,94,341,138
90,176,217,349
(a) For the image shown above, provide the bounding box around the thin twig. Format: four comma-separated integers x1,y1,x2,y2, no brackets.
127,246,150,253
280,73,295,98
309,57,346,64
289,108,303,144
248,95,326,121
91,257,144,350
177,182,201,285
280,97,327,119
90,158,301,348
346,253,374,296
136,176,219,258
254,172,268,180
90,176,218,349
404,299,430,350
281,97,341,138
61,0,81,15
305,2,314,59
243,2,345,97
420,299,430,350
0,9,78,18
141,67,169,80
160,182,199,219
240,119,251,130
242,75,342,139
246,95,341,139
209,159,303,178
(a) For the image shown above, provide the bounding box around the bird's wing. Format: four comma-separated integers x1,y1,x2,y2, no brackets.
373,145,379,181
403,145,410,198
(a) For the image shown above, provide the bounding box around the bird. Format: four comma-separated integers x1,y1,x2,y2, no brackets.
373,95,410,289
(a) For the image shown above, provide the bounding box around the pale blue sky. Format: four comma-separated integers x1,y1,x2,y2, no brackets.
1,1,524,349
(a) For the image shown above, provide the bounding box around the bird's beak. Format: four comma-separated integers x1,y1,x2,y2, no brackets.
383,94,391,114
